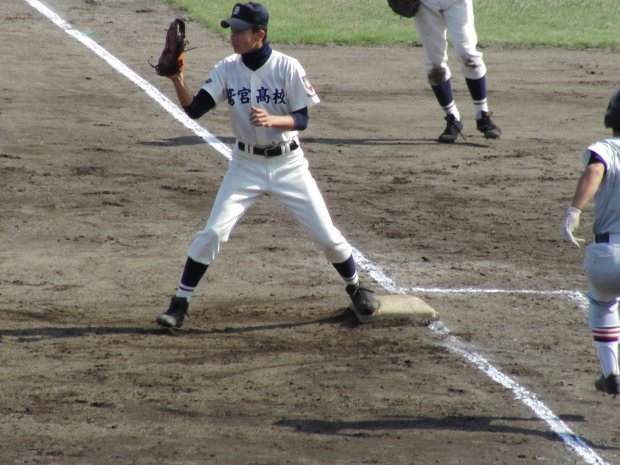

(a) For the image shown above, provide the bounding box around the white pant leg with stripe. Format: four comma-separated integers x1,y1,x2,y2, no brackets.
584,243,620,375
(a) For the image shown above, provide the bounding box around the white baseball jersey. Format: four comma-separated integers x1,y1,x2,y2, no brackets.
201,50,320,147
583,138,620,235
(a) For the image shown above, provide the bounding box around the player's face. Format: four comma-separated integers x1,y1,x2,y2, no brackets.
230,28,264,54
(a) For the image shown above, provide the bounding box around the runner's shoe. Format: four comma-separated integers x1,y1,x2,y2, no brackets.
595,373,620,396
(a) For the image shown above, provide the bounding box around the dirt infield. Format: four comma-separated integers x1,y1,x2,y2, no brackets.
2,0,620,464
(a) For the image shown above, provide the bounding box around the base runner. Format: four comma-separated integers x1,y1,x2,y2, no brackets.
563,88,620,396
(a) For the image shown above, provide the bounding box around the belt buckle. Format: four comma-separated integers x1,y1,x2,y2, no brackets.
263,146,282,157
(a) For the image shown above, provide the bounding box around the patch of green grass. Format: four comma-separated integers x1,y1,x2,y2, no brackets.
475,0,620,48
164,0,620,48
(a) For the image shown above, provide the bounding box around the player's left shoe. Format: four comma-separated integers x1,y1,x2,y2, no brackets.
476,111,502,139
156,296,189,328
595,373,620,396
346,283,380,316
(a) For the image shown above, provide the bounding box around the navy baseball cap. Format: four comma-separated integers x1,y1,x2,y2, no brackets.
221,2,269,30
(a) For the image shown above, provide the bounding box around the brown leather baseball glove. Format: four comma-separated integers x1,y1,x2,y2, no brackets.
151,18,190,77
387,0,421,17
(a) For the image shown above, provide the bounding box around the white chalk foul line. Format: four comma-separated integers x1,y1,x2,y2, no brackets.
24,0,232,161
352,250,606,465
24,1,607,463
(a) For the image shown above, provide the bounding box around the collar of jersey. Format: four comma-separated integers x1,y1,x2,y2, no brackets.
241,41,272,71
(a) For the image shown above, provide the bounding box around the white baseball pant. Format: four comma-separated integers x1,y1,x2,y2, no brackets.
584,242,620,328
415,0,486,85
187,148,353,266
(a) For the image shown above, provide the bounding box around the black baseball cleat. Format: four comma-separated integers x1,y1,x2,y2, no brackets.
476,111,502,139
594,373,620,396
438,114,464,143
346,284,380,317
156,296,189,328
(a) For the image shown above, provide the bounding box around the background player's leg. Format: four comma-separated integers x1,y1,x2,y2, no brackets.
444,0,500,138
465,76,488,119
431,79,463,143
414,5,462,142
431,79,460,121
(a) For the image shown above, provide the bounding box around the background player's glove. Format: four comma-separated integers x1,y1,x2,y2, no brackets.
387,0,421,17
150,18,190,77
563,206,586,247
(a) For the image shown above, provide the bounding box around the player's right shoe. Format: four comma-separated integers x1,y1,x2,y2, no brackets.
594,373,620,396
156,296,189,328
438,114,464,143
346,283,380,317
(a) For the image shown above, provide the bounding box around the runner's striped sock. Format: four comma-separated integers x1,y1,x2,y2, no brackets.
592,325,620,376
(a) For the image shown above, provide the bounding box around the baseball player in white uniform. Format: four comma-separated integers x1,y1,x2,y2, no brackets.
563,88,620,396
413,0,501,143
155,2,379,328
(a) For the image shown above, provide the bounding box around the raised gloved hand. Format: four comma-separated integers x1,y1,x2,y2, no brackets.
150,18,190,77
563,206,585,247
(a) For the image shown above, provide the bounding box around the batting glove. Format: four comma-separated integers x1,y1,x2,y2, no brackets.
563,206,585,247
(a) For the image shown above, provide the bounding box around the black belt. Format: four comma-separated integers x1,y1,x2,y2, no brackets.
237,140,298,157
595,232,610,243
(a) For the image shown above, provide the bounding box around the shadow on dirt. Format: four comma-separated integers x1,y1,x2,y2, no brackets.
0,308,367,342
274,415,620,450
138,135,490,149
